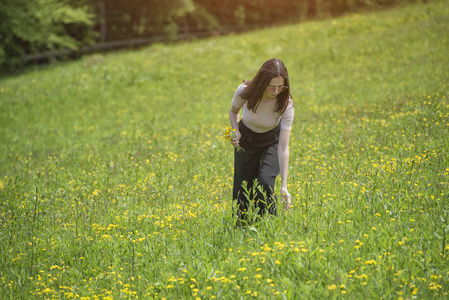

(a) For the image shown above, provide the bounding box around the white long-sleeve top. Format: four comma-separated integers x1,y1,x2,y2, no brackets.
231,84,294,133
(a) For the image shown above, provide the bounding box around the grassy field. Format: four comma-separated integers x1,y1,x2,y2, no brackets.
1,0,449,298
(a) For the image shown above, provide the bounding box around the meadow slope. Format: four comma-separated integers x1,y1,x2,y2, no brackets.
1,0,449,298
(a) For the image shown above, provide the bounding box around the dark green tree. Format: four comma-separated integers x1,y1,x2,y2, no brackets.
191,0,308,27
0,0,94,68
91,0,196,42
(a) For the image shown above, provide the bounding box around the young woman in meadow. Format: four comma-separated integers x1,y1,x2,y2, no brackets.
229,58,294,219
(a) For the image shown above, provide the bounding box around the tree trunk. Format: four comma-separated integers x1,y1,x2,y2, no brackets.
183,15,190,35
307,0,316,18
99,0,107,42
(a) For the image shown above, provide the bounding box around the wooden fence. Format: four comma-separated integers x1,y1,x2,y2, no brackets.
20,26,257,64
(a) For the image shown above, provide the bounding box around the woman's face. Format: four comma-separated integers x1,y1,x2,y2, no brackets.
263,76,285,99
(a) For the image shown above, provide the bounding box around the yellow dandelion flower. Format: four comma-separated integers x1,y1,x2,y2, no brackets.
220,126,244,152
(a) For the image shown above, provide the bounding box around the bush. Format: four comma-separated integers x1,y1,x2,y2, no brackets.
0,0,94,69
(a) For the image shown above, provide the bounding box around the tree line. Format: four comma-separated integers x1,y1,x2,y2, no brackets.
1,0,423,70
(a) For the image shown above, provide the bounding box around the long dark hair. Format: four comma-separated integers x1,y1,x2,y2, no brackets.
240,58,291,114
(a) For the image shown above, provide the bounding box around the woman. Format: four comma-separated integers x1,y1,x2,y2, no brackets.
229,58,294,219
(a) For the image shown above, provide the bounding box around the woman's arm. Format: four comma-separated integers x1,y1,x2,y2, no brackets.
278,129,291,209
229,106,242,147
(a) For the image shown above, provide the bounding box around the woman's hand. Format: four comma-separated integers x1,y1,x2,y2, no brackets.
231,131,241,148
280,186,291,210
229,106,241,148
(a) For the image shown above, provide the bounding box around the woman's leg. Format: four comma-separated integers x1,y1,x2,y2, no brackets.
257,143,280,215
233,147,261,216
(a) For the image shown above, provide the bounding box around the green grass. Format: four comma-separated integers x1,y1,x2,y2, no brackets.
1,0,449,298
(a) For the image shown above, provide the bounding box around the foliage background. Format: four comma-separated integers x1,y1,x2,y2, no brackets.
0,0,428,69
